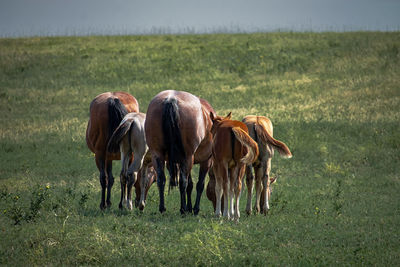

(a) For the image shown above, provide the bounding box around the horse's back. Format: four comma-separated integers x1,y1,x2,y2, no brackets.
212,120,248,162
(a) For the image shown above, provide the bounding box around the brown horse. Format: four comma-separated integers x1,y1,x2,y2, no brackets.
145,90,217,214
107,112,153,210
210,113,259,219
86,92,139,210
242,115,292,215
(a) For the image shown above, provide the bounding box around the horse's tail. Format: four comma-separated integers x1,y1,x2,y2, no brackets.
232,127,259,165
107,98,128,153
107,116,133,153
162,98,186,188
254,124,292,158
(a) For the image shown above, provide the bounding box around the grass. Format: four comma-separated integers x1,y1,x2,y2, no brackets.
0,32,399,265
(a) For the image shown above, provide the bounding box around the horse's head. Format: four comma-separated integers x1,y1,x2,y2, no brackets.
135,152,157,211
210,112,232,135
267,175,277,199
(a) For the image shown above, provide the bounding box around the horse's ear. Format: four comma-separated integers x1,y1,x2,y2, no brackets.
225,112,232,120
270,176,277,184
210,111,216,121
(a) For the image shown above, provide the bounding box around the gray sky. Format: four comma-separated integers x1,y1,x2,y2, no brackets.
0,0,399,37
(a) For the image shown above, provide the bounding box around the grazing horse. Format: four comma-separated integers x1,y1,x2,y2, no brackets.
242,115,292,215
86,92,139,210
210,113,259,219
205,168,219,212
107,112,153,210
134,151,156,210
145,90,216,215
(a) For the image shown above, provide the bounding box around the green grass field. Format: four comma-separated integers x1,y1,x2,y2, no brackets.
0,32,399,265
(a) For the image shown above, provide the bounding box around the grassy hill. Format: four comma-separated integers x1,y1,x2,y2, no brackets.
0,32,399,265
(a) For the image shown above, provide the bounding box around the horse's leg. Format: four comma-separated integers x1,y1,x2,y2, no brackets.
245,165,254,215
214,165,223,217
234,165,246,220
222,165,230,219
186,173,193,213
228,168,236,219
119,172,127,210
153,156,166,213
127,150,146,211
119,148,130,209
134,171,141,208
193,158,211,215
95,154,107,210
179,157,193,214
105,159,114,208
262,157,272,215
254,166,263,214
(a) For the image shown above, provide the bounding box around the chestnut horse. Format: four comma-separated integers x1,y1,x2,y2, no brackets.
107,112,153,210
145,90,216,214
243,115,292,215
86,92,139,210
210,113,259,219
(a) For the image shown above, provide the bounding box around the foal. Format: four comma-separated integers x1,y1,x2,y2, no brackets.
242,115,292,215
107,112,154,210
211,113,259,220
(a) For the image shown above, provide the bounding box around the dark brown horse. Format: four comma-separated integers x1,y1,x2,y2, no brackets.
210,113,259,220
86,92,139,210
242,115,292,215
145,90,216,214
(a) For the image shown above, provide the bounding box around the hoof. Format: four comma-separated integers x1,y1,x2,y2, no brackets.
159,206,166,213
138,200,146,211
193,208,200,216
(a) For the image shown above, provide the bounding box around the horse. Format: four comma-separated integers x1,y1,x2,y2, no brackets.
145,90,217,215
134,151,156,210
242,115,292,215
210,113,259,220
107,112,154,210
86,92,139,210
